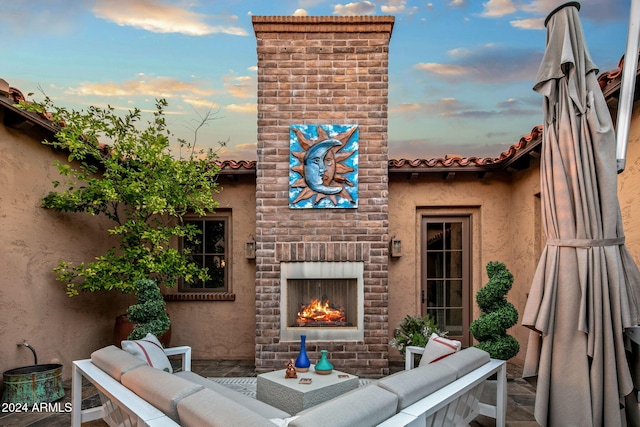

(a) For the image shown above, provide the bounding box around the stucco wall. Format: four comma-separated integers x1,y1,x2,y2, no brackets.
387,163,541,366
618,105,640,262
164,174,257,359
0,110,133,382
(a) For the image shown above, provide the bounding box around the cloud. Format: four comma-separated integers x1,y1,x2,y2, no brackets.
510,18,544,30
225,103,257,113
381,0,407,14
92,0,248,36
224,75,256,99
480,0,517,17
66,75,215,98
391,98,473,118
414,44,542,83
392,97,537,122
184,98,220,109
218,142,257,160
333,1,376,16
293,9,309,16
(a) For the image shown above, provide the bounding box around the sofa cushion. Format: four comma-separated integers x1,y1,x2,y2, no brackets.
176,371,290,419
437,346,490,379
377,363,457,410
90,345,147,382
177,388,276,427
418,333,462,366
121,333,173,373
288,385,398,427
121,365,203,422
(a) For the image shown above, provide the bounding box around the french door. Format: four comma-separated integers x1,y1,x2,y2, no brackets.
421,216,471,347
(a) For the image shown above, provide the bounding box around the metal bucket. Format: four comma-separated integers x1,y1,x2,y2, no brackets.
1,364,64,405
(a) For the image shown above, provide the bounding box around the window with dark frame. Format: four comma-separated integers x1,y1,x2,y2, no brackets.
180,216,228,292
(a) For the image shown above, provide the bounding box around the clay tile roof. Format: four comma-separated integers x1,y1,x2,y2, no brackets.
216,160,257,174
388,125,543,173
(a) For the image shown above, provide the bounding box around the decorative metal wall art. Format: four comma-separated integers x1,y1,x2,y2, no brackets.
289,124,359,209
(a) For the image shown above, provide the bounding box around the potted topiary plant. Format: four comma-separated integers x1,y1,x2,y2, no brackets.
19,97,221,342
470,261,520,360
126,278,171,340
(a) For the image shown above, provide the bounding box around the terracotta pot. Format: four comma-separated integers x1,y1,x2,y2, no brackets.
113,314,172,347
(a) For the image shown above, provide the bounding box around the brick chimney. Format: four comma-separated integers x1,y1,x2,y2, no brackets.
252,16,394,377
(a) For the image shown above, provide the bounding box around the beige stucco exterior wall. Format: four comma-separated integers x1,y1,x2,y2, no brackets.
164,175,257,359
618,104,640,262
0,110,133,383
387,162,542,367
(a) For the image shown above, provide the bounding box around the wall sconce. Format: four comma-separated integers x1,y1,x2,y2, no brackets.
390,236,402,258
245,237,256,260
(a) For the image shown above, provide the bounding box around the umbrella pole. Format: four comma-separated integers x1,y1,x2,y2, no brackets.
616,0,640,173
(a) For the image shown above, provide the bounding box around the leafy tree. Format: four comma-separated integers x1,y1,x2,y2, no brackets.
20,98,220,296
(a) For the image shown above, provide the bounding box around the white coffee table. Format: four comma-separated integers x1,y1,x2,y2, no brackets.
256,365,359,415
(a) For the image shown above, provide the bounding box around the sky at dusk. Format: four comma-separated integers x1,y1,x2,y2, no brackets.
1,0,633,161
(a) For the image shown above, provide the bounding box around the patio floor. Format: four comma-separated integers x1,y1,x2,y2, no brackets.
0,359,539,427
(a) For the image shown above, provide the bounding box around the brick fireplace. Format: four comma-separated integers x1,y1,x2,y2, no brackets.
252,16,394,377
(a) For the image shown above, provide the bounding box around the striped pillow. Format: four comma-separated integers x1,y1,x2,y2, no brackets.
418,333,462,366
121,333,172,373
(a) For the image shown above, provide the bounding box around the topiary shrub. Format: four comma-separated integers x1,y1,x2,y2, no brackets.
127,279,170,340
470,261,520,360
389,314,444,355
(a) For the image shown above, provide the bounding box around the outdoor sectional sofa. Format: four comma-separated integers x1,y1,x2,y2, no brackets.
71,343,506,427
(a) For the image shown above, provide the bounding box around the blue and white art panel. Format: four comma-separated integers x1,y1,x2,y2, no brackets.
289,124,359,209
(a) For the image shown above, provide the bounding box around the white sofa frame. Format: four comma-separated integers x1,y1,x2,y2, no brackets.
72,345,506,427
71,346,191,427
378,345,507,427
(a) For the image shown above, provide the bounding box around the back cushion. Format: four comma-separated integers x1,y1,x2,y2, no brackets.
177,388,276,427
91,345,147,382
289,385,398,427
377,363,457,410
121,365,203,422
437,347,490,378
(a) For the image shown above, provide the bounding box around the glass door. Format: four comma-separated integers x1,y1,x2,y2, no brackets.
421,217,471,346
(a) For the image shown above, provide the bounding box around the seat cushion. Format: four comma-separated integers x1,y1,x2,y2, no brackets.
437,346,490,378
91,345,147,382
377,363,457,410
121,365,203,422
177,388,276,427
176,371,290,419
289,385,398,427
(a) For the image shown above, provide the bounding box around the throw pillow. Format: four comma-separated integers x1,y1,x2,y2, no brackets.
121,333,173,373
418,333,462,366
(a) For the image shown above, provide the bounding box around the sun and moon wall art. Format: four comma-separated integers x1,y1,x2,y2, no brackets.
289,124,359,209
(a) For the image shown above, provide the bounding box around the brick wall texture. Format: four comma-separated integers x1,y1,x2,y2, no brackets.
253,16,394,377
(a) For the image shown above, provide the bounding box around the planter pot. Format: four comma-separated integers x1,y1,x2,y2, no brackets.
113,314,171,347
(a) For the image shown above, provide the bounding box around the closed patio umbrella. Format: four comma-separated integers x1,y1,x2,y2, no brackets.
522,2,640,426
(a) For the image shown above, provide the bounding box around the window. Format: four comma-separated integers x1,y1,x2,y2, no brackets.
180,216,228,292
421,216,471,346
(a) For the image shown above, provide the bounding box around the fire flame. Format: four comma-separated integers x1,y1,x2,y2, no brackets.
297,299,345,323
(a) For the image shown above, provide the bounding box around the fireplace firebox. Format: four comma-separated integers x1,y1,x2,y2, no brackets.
280,262,364,341
288,279,357,327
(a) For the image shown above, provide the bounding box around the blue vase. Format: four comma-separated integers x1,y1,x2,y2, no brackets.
315,349,333,375
295,335,310,372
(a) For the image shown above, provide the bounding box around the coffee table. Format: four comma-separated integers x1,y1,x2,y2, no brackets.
256,365,359,415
